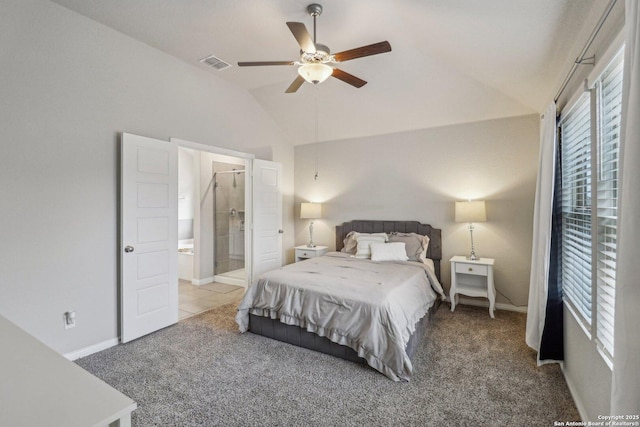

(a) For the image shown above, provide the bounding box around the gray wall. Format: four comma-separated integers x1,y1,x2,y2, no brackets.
0,0,294,355
294,114,540,307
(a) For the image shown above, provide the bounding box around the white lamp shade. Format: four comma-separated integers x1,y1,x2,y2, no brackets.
298,63,333,84
300,202,322,219
455,201,486,223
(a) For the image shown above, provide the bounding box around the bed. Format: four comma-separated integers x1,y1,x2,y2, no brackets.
236,220,444,381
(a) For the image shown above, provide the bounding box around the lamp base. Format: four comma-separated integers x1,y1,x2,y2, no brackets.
307,220,316,248
467,224,479,261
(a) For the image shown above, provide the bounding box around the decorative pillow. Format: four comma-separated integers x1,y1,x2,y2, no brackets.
341,231,358,254
388,232,430,263
354,233,388,259
370,242,409,262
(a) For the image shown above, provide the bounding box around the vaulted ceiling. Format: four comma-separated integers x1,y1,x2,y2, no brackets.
50,0,607,144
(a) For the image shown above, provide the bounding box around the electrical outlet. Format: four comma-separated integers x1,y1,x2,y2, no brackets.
64,310,76,330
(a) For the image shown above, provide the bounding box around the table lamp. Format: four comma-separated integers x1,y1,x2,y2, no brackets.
455,200,486,260
300,202,322,248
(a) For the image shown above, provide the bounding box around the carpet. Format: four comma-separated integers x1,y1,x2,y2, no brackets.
76,303,579,426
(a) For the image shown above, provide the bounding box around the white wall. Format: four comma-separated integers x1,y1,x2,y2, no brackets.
294,115,539,307
0,0,294,355
178,148,195,241
178,148,195,224
563,309,612,420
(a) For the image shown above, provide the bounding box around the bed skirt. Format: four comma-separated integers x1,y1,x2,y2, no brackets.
248,300,439,368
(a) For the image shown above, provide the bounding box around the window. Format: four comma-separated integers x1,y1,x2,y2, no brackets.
559,47,623,365
560,93,592,325
595,50,623,359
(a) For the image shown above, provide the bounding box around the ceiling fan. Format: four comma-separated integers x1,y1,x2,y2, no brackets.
237,3,392,93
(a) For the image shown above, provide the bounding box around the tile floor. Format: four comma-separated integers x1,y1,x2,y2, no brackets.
178,279,245,320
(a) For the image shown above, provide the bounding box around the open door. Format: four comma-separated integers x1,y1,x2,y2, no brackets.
121,133,178,343
252,159,283,281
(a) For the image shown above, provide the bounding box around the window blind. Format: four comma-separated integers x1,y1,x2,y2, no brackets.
560,93,593,325
595,51,623,358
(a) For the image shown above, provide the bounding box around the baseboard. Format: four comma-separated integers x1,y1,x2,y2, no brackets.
191,276,214,285
214,275,246,287
561,364,588,422
444,296,528,313
64,337,119,361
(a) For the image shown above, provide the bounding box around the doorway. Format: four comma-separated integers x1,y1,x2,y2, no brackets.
177,147,250,284
176,146,249,320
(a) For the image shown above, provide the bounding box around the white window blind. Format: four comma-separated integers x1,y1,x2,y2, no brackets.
595,50,623,358
560,93,592,325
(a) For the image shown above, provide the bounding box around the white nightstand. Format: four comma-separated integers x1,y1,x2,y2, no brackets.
295,245,328,262
449,256,496,318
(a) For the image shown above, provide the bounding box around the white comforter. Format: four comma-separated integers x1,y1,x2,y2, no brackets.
236,252,445,381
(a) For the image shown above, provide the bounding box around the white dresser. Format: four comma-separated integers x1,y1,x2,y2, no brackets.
0,315,136,426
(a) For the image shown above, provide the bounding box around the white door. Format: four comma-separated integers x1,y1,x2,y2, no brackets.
252,159,283,281
121,133,178,343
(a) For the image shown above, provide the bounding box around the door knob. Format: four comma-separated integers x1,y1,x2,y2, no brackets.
124,245,135,253
278,229,284,234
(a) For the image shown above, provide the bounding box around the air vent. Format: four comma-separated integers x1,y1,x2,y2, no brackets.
199,54,232,71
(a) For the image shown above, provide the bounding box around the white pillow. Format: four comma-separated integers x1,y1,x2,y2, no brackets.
370,242,409,262
354,233,388,259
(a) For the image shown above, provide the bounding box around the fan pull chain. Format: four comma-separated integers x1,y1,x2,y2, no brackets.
314,85,319,180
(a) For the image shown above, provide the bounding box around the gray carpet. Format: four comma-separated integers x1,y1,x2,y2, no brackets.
76,303,579,426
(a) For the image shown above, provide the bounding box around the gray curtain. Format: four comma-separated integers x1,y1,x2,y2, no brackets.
538,127,563,362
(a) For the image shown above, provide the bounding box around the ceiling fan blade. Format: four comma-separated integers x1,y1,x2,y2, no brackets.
333,41,392,62
332,68,367,88
286,22,316,53
237,61,295,67
285,75,306,93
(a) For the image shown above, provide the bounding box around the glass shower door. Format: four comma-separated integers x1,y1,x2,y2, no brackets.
213,162,245,276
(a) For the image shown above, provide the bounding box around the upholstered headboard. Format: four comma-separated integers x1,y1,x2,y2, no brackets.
335,220,442,281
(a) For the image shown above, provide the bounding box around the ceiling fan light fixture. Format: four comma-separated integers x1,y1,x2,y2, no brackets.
298,63,333,85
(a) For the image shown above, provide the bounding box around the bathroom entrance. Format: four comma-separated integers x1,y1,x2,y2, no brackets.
177,147,249,288
176,146,249,320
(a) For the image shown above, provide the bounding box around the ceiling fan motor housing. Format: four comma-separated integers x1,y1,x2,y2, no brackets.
301,43,331,63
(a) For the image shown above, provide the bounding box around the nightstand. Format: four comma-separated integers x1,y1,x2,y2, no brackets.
294,245,328,262
449,256,496,318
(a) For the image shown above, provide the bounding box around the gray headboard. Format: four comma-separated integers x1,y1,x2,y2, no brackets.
335,220,442,281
